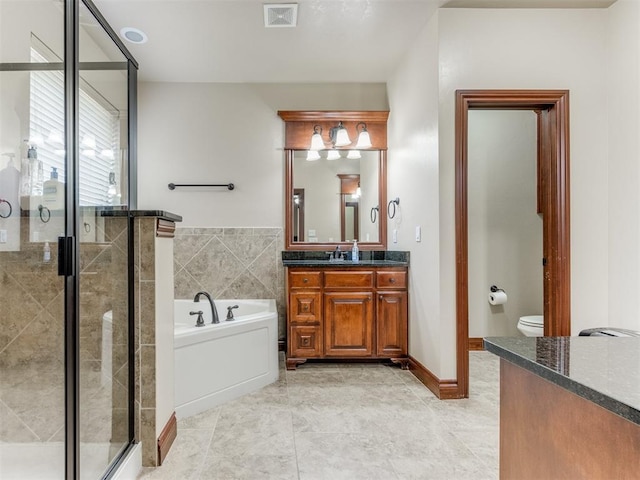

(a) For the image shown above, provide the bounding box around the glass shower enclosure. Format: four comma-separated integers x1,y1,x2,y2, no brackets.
0,1,137,478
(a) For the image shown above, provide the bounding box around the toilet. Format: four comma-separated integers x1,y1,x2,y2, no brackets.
517,315,544,337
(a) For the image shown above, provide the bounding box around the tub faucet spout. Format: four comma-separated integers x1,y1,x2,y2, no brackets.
194,291,219,324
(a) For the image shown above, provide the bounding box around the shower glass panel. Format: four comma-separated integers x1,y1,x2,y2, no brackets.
1,0,136,478
77,2,131,478
0,1,66,478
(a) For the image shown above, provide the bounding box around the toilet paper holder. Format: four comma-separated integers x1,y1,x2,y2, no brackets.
490,285,505,293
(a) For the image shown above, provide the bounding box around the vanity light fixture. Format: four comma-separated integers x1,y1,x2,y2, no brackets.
307,121,373,159
310,125,325,150
354,182,362,198
306,150,321,161
354,122,372,149
326,149,341,161
330,121,351,147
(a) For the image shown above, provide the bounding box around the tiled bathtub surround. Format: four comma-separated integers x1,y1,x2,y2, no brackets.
173,227,286,338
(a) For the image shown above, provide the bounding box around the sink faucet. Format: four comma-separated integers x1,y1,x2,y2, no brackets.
193,291,219,324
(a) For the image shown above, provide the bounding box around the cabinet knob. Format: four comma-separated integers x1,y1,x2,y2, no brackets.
303,278,308,283
389,278,396,283
379,295,383,300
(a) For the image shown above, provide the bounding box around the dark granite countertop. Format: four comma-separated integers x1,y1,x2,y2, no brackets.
484,336,640,425
100,209,183,222
282,250,409,267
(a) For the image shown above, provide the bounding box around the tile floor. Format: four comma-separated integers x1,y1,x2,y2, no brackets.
138,352,499,479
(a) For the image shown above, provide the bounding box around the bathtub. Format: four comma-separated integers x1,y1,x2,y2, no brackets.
173,299,279,419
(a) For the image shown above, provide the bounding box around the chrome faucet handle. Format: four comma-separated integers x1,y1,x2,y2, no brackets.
190,310,205,327
226,305,239,321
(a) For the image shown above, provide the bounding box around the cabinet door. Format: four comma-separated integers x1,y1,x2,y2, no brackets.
377,291,408,356
324,292,373,356
289,326,323,357
289,291,322,324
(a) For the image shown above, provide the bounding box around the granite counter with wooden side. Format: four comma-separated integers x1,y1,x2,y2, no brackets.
484,336,640,480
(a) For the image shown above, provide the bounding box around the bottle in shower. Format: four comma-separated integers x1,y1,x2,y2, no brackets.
28,145,43,196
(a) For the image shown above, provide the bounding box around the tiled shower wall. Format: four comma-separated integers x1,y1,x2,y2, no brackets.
0,216,129,446
173,227,286,339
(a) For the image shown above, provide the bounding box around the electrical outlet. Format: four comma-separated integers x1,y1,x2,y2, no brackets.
0,229,6,243
415,225,421,242
393,229,398,244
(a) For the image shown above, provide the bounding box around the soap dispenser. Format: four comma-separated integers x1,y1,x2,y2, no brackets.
43,167,64,210
351,240,359,263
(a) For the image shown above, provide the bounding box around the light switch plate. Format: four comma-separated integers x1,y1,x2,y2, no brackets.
0,229,7,243
415,225,421,242
393,229,398,243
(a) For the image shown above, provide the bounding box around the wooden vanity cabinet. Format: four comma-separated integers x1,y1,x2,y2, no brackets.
286,266,408,369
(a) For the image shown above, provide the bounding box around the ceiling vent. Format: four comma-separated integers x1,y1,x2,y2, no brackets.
264,3,298,28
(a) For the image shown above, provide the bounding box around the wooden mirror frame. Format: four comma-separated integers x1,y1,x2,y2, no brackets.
279,111,389,251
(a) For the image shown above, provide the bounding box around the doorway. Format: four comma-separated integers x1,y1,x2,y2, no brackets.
455,90,571,398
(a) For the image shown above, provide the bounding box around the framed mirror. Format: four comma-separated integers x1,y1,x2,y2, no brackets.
279,111,388,251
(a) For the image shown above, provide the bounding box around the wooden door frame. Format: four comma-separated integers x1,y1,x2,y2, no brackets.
455,90,571,398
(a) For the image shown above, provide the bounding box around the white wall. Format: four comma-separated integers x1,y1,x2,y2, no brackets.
389,8,610,379
137,83,388,227
607,0,640,331
467,110,543,338
387,11,442,374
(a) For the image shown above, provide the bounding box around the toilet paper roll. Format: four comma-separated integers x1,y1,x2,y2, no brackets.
488,290,508,305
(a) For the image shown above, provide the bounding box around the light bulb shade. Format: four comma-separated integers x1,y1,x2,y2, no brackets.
354,123,372,148
326,149,341,160
310,125,324,150
333,124,351,147
306,150,321,161
354,186,362,198
347,150,361,159
310,133,324,150
355,130,372,149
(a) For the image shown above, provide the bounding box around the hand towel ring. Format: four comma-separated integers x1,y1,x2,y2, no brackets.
38,204,51,223
370,206,379,223
387,197,400,219
0,199,12,218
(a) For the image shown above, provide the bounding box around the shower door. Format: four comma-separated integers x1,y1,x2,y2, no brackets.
0,2,68,478
0,1,137,478
77,2,133,478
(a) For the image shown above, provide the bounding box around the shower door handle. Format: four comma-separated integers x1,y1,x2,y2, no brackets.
58,236,75,277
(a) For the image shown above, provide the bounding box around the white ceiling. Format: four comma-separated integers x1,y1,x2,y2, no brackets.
93,0,617,84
